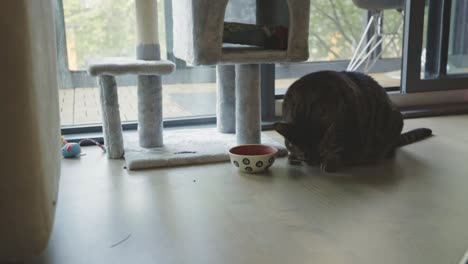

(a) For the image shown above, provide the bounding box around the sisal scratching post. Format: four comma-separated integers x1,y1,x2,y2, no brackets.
135,0,163,148
98,75,124,158
235,64,261,145
216,65,236,133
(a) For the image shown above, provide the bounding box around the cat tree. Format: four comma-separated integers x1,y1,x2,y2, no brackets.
87,0,175,158
172,0,310,144
87,0,310,169
123,0,310,170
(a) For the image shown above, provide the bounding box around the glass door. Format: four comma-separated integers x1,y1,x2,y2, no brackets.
402,0,468,93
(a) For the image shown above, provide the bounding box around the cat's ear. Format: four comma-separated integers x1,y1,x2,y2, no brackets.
274,122,292,138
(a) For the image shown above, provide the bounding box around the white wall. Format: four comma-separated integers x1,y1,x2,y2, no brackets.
0,0,61,261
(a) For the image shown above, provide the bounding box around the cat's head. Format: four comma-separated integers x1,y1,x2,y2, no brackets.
273,122,319,162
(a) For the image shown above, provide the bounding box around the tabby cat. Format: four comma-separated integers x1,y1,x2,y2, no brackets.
274,70,432,172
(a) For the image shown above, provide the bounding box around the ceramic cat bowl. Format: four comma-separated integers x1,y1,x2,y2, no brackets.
228,144,278,173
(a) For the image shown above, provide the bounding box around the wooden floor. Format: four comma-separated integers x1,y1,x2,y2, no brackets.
30,115,468,264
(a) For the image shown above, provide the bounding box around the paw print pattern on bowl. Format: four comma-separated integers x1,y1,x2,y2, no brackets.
228,144,278,174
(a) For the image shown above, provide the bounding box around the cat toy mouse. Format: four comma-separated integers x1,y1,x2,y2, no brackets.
61,136,106,158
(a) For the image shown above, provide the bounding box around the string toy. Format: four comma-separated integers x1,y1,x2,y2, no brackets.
61,136,107,158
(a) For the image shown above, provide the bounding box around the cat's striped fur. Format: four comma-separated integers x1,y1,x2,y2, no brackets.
274,71,432,172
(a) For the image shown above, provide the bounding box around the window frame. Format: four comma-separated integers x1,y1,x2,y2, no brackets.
401,0,468,93
57,0,468,138
57,0,402,136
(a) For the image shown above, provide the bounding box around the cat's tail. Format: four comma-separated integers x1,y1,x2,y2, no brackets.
396,128,432,147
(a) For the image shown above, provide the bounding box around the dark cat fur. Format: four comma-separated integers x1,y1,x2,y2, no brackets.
274,70,432,172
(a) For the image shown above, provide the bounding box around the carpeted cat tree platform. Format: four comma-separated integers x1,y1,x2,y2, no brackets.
88,0,310,170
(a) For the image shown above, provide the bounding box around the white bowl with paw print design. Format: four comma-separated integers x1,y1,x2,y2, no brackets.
228,144,278,173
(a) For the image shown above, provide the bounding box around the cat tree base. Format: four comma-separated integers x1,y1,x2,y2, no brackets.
123,128,287,170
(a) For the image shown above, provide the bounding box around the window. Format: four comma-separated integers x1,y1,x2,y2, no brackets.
56,0,468,134
63,0,137,71
275,0,405,95
59,0,212,129
402,0,468,92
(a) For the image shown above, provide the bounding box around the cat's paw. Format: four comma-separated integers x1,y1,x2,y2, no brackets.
320,158,341,173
